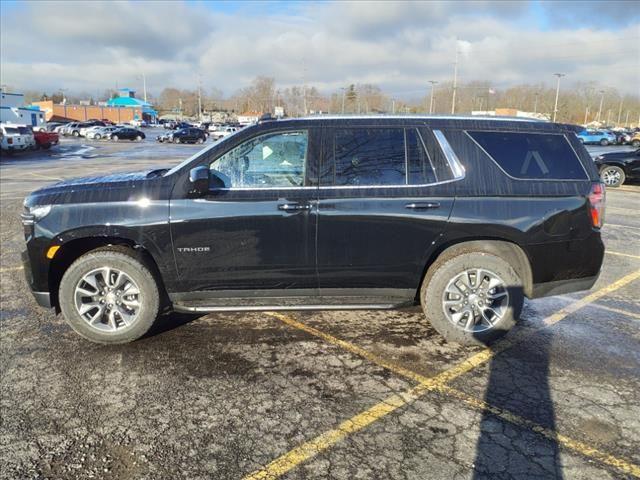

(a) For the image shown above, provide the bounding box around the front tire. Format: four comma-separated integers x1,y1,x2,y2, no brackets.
174,138,181,144
600,139,609,146
420,251,523,346
600,165,625,187
59,249,160,344
632,140,640,147
135,135,142,142
112,135,119,142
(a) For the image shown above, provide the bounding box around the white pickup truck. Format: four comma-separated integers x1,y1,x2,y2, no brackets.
0,124,36,153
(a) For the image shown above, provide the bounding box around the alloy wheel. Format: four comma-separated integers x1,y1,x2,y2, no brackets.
601,168,622,186
442,268,509,333
74,267,141,332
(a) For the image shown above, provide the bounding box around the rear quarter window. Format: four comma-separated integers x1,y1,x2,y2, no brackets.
467,131,587,180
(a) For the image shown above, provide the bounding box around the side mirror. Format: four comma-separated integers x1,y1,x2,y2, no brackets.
189,166,210,196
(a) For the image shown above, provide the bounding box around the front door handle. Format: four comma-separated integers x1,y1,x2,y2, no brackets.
405,202,440,210
278,203,312,212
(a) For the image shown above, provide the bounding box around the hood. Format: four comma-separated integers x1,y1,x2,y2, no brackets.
25,169,167,207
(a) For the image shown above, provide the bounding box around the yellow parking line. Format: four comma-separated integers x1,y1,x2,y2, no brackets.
246,269,640,479
0,266,23,273
606,223,640,231
586,303,640,320
606,250,640,260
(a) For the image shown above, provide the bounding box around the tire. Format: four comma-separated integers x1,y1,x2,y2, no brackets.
197,138,204,144
632,140,640,147
136,135,142,142
600,139,609,146
72,131,80,137
175,138,181,144
112,135,119,142
600,165,625,187
420,251,523,346
58,249,160,344
95,134,101,140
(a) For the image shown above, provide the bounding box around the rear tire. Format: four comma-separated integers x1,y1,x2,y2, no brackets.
72,131,79,137
59,249,160,344
112,135,119,142
600,165,625,187
95,134,101,140
197,138,204,144
136,135,142,142
175,138,181,144
420,251,523,346
600,139,609,146
632,140,640,147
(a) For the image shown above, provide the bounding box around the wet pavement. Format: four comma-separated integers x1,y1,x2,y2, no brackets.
1,136,639,479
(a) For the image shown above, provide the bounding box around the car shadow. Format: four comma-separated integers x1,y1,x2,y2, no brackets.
143,309,205,338
472,287,563,479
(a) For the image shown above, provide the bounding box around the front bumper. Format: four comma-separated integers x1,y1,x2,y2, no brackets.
21,249,52,308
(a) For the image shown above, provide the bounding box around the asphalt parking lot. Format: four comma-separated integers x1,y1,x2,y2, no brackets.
1,136,639,479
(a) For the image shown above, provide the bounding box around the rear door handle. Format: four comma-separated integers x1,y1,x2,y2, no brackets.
405,202,440,210
278,203,312,211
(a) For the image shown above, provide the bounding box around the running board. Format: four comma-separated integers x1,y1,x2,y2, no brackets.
173,303,404,313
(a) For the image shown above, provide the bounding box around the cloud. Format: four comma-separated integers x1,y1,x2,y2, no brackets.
1,0,638,97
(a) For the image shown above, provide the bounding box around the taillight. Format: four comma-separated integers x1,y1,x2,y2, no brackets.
588,182,606,229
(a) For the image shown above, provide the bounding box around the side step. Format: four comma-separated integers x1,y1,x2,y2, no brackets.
172,296,414,313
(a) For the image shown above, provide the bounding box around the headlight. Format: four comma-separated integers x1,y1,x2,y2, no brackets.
28,205,52,222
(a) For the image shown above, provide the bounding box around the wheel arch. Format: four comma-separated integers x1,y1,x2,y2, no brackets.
48,236,169,312
417,238,534,301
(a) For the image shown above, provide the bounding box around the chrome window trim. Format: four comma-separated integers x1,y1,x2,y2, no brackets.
416,128,444,182
432,130,466,179
464,130,589,182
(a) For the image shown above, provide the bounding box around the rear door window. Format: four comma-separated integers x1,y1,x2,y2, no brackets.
328,128,437,186
467,131,587,180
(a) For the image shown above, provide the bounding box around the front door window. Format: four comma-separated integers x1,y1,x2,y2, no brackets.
211,130,308,188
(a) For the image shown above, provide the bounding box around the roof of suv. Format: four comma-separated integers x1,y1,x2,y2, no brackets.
294,114,543,123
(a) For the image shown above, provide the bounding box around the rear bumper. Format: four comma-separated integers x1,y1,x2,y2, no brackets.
531,274,599,299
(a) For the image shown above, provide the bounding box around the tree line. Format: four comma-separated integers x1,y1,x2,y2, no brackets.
19,76,640,127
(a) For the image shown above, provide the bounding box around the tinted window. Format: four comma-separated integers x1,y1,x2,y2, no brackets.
406,129,437,184
468,131,587,180
212,130,307,188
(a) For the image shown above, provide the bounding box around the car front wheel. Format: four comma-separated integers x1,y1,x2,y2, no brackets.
600,139,609,146
112,135,119,142
600,165,625,187
59,249,160,344
136,135,142,142
421,251,523,346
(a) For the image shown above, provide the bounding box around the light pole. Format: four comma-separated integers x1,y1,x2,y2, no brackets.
625,110,630,127
428,80,438,114
584,105,589,125
340,87,346,114
552,73,565,122
451,48,459,115
597,90,605,123
617,99,623,125
533,92,539,114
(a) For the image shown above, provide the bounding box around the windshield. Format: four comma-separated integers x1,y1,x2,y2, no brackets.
4,127,20,135
164,127,245,176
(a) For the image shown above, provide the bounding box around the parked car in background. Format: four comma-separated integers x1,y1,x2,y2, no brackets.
33,130,59,149
86,126,120,140
172,127,207,144
594,149,640,187
0,124,36,152
130,119,148,128
61,122,82,136
110,127,145,142
612,131,632,145
631,132,640,147
79,121,106,137
577,130,617,146
22,116,606,346
211,125,239,141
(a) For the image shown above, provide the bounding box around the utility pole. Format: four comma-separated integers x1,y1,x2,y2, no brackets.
584,106,589,125
606,109,611,125
197,75,202,122
341,87,346,114
451,47,459,115
392,99,396,114
552,73,565,122
533,93,539,114
597,90,605,122
142,73,147,103
617,99,623,125
428,80,438,114
625,110,630,126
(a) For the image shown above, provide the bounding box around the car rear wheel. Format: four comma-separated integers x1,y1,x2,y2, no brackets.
136,135,142,142
600,165,625,187
197,138,204,144
72,131,80,137
600,139,609,146
112,135,119,142
59,249,160,344
420,251,523,346
95,134,101,140
632,140,640,147
175,138,181,144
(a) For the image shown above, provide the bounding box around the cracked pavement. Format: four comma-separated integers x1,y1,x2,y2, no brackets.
1,137,639,479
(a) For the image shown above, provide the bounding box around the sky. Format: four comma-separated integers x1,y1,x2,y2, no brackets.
0,0,639,98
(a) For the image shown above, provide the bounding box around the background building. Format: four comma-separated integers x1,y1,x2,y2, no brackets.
1,89,46,128
106,88,157,123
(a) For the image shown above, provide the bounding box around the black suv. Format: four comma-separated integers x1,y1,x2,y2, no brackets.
22,116,605,345
111,128,145,142
171,127,207,144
